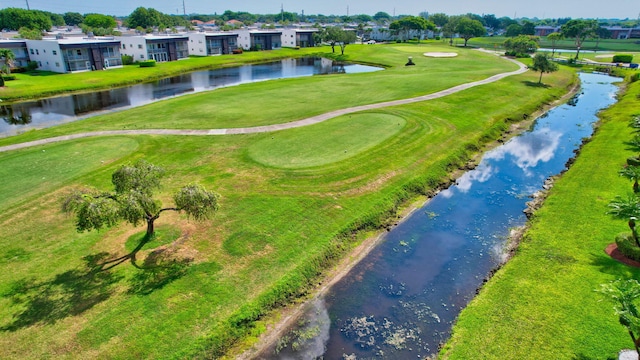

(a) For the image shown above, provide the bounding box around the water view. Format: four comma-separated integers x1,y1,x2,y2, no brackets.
264,72,620,359
0,57,380,137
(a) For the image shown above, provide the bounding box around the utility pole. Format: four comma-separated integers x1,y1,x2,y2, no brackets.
183,0,186,16
25,0,30,10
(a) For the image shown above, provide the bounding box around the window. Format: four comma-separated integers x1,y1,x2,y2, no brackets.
55,62,60,67
52,50,57,55
129,44,133,48
122,44,126,49
138,44,143,49
35,49,39,55
76,49,81,56
140,54,144,59
38,61,42,67
30,49,34,54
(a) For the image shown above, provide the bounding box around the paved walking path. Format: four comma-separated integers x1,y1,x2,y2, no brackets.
0,54,527,153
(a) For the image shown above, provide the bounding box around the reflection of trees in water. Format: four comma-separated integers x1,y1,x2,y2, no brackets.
0,105,32,125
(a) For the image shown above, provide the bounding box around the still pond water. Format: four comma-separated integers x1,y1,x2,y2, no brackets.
265,72,620,359
0,57,380,138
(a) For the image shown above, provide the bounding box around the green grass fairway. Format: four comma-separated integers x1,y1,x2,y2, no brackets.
248,113,406,168
0,137,139,210
0,43,577,359
441,74,640,359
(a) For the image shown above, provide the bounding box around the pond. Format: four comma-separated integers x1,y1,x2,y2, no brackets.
263,72,620,359
0,57,381,138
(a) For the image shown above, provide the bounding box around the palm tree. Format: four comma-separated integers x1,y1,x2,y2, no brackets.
0,48,16,75
620,165,640,193
608,195,640,247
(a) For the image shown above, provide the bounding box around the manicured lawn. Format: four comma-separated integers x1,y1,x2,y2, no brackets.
440,73,640,358
0,43,576,359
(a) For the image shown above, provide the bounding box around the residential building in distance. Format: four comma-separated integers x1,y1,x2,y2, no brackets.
281,28,317,48
0,40,30,68
25,35,123,73
118,34,189,62
237,29,282,50
188,32,239,56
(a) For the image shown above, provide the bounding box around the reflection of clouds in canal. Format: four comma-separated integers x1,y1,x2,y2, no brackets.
485,128,562,176
277,298,330,360
440,163,495,198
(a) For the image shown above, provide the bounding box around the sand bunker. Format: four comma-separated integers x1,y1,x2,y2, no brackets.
423,52,458,58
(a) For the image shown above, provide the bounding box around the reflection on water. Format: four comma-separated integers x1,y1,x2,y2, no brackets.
263,73,619,359
0,57,380,138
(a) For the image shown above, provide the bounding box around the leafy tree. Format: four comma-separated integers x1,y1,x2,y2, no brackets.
546,32,564,58
499,16,518,29
17,27,42,40
505,23,523,37
455,17,486,47
482,14,501,30
521,20,536,35
373,11,391,23
389,16,435,41
599,279,640,357
442,15,461,45
530,53,558,84
62,160,220,239
0,48,16,75
63,12,84,26
428,13,449,27
504,35,539,57
594,26,612,50
561,19,598,59
127,7,159,29
0,8,52,31
47,12,65,27
83,14,116,29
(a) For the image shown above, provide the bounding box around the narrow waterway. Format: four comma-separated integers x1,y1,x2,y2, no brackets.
264,72,620,359
0,57,380,138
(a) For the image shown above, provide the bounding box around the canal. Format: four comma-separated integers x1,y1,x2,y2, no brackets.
264,72,620,359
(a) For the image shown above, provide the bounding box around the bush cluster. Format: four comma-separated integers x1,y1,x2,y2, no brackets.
139,60,156,68
616,233,640,261
613,54,634,64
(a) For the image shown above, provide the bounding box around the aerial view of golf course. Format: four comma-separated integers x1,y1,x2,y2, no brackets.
1,4,640,359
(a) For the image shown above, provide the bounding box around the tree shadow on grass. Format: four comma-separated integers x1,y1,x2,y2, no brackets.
127,247,193,296
521,80,552,89
572,353,616,360
0,254,124,332
1,234,194,331
590,251,639,278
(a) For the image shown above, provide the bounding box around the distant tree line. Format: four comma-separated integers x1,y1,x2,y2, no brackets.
1,6,638,40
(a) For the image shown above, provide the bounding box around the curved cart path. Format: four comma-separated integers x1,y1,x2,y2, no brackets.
0,55,527,153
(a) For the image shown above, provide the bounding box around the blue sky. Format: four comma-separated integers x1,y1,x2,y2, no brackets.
4,0,640,19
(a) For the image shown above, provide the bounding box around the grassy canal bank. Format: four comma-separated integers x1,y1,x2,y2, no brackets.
0,43,576,358
441,71,640,358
